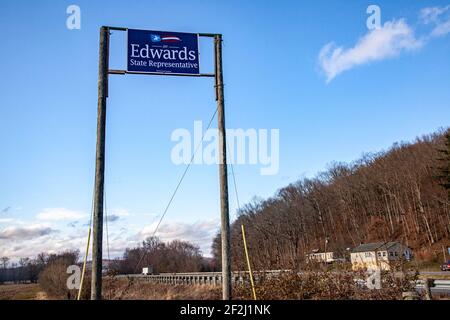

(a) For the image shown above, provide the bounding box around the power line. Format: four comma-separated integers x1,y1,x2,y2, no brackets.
229,157,241,211
77,184,95,300
134,106,219,271
104,188,111,262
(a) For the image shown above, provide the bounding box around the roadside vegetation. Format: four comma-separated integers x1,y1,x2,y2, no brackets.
37,250,90,299
234,270,418,300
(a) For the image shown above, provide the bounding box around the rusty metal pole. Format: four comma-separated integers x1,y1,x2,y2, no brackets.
214,34,231,300
91,26,109,300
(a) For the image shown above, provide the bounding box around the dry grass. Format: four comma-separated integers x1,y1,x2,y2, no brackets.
0,284,46,300
417,273,450,280
102,277,221,300
101,271,422,300
233,271,420,300
4,273,448,300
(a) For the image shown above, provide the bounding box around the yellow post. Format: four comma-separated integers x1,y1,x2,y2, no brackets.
77,225,92,300
241,224,257,300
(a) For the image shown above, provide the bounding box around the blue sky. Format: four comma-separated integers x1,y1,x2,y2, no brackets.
1,0,449,261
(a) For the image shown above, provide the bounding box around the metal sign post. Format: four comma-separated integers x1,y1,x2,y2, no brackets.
91,26,231,300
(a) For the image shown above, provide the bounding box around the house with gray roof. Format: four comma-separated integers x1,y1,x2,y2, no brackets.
350,241,412,271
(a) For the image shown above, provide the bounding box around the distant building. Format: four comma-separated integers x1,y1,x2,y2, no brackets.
350,242,412,271
307,251,344,264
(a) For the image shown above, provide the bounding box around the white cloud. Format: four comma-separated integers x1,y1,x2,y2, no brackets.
105,209,130,223
106,214,120,223
0,223,135,262
431,19,450,37
0,232,84,261
420,5,450,24
37,208,87,221
0,218,14,223
420,5,450,38
0,208,141,261
110,209,130,217
319,19,423,82
1,207,11,213
0,224,56,240
0,215,219,261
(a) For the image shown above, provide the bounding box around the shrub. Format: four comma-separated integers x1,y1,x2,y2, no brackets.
233,270,419,300
38,250,90,299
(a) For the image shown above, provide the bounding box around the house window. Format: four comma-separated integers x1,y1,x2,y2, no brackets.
394,252,398,257
365,252,372,258
377,252,381,257
382,252,387,257
389,252,394,257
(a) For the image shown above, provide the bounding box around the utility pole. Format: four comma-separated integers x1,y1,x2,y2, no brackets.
214,34,231,300
91,26,109,300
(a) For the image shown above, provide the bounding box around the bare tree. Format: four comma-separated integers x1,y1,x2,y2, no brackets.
213,130,450,270
1,256,9,269
111,237,205,274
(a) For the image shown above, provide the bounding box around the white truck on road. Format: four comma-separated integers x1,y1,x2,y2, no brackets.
142,267,154,275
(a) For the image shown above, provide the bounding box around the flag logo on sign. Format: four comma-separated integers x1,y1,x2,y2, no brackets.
151,34,161,42
151,34,182,43
161,35,182,42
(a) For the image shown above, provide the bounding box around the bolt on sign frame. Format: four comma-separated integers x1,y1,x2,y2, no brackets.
90,26,231,300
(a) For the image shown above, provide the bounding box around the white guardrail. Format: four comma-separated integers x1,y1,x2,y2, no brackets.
416,279,450,290
115,270,287,286
114,271,450,292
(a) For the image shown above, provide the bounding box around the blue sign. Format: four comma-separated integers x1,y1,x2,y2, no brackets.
127,29,200,75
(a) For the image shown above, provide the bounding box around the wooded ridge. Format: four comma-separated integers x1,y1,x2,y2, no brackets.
212,129,450,270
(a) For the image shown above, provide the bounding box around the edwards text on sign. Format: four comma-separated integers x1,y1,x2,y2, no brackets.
127,29,200,75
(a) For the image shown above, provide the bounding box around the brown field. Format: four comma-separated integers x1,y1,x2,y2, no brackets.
0,284,47,300
0,280,221,300
103,278,221,300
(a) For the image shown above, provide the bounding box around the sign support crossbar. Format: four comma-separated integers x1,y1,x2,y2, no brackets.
108,69,215,77
91,26,231,300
